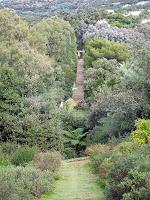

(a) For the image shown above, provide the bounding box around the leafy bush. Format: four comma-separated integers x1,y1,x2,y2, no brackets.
34,151,61,172
11,147,36,166
87,142,139,179
107,13,135,28
99,157,112,179
17,166,54,197
0,166,31,200
0,155,10,166
61,109,86,157
97,141,140,180
1,142,16,155
64,147,76,159
86,144,112,172
106,145,150,200
91,151,111,173
0,166,54,200
112,141,141,157
131,119,150,144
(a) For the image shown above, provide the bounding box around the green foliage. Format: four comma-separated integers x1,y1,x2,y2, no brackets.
0,9,29,42
11,147,36,166
0,165,54,200
107,13,136,28
112,141,140,157
61,109,86,129
90,151,111,173
29,17,77,94
99,157,112,179
85,39,150,143
88,141,150,200
63,147,76,159
65,99,78,108
84,58,120,97
1,142,16,155
0,9,73,151
131,119,150,144
84,37,130,68
86,125,109,145
0,166,31,200
0,155,10,166
86,144,111,172
59,7,109,48
65,128,85,146
106,145,150,200
61,109,86,158
30,17,77,65
64,128,86,158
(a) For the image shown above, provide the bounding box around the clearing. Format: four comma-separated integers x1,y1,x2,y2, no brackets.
41,158,106,200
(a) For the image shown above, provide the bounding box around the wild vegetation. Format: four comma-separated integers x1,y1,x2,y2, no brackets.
86,120,150,199
0,0,150,199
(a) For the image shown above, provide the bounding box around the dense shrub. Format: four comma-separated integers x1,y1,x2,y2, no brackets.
1,142,16,155
86,144,112,172
64,147,76,159
112,141,141,157
0,167,31,200
61,109,86,158
91,151,112,173
101,141,141,179
88,141,150,199
11,147,36,166
106,145,150,200
0,155,10,166
34,151,61,171
0,166,54,200
17,166,54,197
99,157,112,179
85,144,111,156
131,119,150,144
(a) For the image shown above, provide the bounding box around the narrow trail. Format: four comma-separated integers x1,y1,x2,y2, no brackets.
72,59,84,102
41,159,106,200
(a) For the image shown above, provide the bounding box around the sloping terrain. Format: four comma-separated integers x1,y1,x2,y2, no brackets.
72,59,84,102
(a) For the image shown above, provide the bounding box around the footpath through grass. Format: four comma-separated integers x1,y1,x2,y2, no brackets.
41,158,106,200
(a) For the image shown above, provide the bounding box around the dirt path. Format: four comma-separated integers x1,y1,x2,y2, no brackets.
41,159,106,200
72,59,84,102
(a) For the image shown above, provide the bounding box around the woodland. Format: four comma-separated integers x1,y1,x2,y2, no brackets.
0,2,150,199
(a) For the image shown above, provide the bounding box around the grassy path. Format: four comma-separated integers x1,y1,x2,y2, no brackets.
41,158,106,200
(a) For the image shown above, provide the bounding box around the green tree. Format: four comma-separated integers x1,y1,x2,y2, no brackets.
0,10,65,150
0,9,29,42
84,58,120,97
84,37,130,68
29,17,77,94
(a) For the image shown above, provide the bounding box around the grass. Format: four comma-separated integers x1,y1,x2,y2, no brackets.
41,158,106,200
